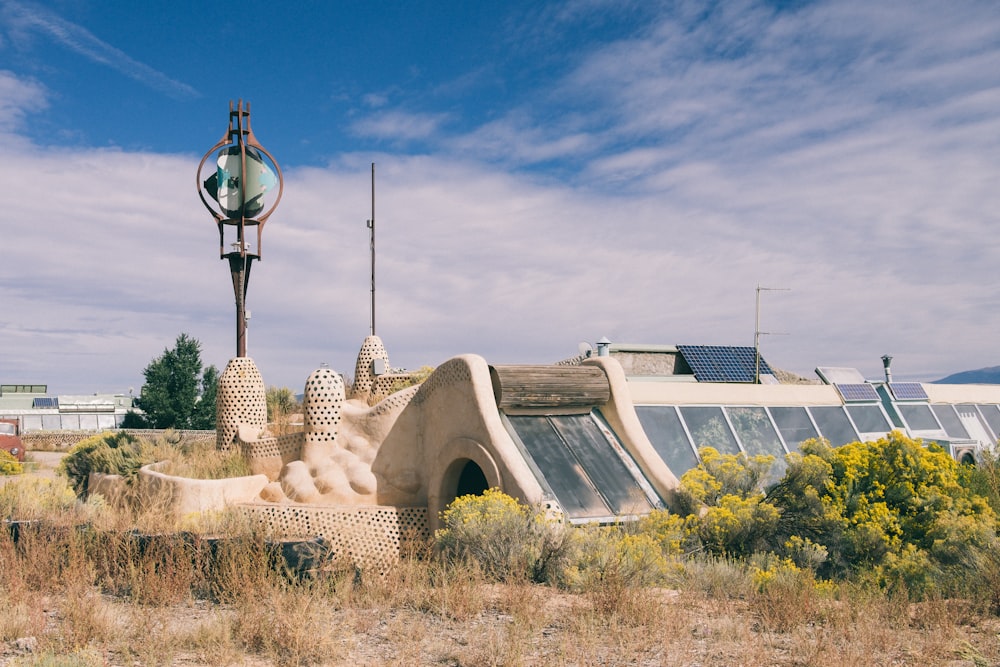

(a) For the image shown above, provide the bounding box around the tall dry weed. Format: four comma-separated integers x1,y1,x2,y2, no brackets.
181,611,243,666
0,593,46,642
207,534,281,604
676,555,754,600
55,581,116,651
120,533,199,606
749,555,821,632
232,579,345,667
111,604,186,667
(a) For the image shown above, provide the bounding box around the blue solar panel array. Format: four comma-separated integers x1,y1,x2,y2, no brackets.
32,397,58,408
834,383,880,402
888,382,929,401
677,345,773,383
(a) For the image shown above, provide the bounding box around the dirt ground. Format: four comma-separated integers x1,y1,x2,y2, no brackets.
0,451,65,487
4,451,1000,666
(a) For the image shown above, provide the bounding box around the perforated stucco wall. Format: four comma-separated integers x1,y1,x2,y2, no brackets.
216,357,267,451
241,431,305,479
304,367,346,432
239,503,429,571
352,335,389,401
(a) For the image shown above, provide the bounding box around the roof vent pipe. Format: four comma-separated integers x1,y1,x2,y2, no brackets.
881,355,893,384
596,337,611,357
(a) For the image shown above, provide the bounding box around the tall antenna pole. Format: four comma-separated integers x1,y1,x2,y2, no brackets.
754,284,790,383
368,163,376,336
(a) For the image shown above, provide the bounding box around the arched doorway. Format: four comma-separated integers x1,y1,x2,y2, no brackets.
428,439,504,532
456,459,489,497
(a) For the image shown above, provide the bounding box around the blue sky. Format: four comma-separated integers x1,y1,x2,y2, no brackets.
1,0,999,395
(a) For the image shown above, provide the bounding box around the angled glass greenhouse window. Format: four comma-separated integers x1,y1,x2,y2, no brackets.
679,406,740,455
808,406,859,446
976,405,1000,440
505,413,656,520
635,406,700,477
898,404,942,432
506,415,609,519
769,407,819,450
956,404,993,445
846,405,891,436
931,405,970,440
550,414,656,515
726,407,786,459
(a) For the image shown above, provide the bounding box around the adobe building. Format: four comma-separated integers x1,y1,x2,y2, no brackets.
132,335,1000,569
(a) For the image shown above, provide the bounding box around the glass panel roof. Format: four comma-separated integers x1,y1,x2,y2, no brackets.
977,405,1000,439
931,405,970,439
809,406,860,447
727,407,786,459
506,413,655,520
769,407,819,450
956,405,992,445
679,406,741,455
506,415,610,518
846,405,891,435
815,367,866,384
549,415,655,515
635,406,700,477
898,404,941,432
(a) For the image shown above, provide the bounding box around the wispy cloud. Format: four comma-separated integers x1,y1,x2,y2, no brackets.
350,110,450,141
0,68,45,132
0,0,198,99
1,1,1000,393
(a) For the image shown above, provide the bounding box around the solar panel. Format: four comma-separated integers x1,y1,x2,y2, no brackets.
835,383,880,402
888,382,928,401
677,345,772,383
32,397,58,408
815,367,866,384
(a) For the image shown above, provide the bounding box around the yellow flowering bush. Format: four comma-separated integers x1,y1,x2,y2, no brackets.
675,432,998,597
635,508,687,556
0,476,78,520
564,525,672,590
676,446,774,513
0,449,23,476
435,488,571,583
773,433,998,593
676,447,781,558
696,493,780,558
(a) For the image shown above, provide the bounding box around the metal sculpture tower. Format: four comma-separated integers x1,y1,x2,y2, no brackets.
196,100,283,357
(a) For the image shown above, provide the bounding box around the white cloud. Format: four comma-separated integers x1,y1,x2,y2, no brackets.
0,69,45,133
2,2,1000,394
350,110,450,141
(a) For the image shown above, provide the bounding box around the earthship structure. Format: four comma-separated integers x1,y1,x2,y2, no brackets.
121,102,1000,572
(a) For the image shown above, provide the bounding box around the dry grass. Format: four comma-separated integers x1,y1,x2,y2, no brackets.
3,480,1000,666
3,534,1000,666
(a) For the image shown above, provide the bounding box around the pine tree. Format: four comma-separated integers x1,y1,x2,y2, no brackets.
128,334,219,429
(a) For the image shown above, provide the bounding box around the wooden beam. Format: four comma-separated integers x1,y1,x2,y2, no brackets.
489,365,610,409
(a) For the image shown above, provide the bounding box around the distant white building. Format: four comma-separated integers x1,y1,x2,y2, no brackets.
0,384,134,432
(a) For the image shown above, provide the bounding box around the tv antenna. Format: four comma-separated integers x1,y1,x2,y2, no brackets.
366,163,376,336
754,284,790,383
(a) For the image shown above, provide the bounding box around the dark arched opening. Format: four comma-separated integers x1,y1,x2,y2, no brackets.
960,451,976,466
456,460,489,497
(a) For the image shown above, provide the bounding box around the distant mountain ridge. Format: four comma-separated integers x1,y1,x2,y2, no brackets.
934,366,1000,384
